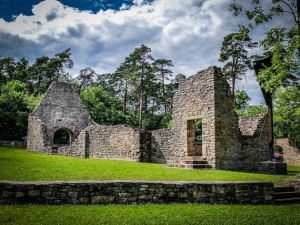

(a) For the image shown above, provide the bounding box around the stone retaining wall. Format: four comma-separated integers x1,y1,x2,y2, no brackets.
0,180,274,205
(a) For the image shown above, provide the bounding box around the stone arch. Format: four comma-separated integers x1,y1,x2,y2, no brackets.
274,144,283,154
53,128,74,146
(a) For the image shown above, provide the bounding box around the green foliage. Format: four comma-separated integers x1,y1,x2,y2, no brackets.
233,90,267,116
234,90,251,111
229,0,300,93
274,86,300,145
152,59,173,113
0,81,41,141
73,67,97,94
1,147,299,185
26,48,74,95
1,204,300,225
229,1,300,145
195,119,202,142
219,29,257,96
235,104,268,117
142,113,172,130
80,86,130,125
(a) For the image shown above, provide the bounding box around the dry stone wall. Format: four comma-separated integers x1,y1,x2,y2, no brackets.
0,180,274,205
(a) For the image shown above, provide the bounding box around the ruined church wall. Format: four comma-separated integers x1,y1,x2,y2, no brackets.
151,129,173,163
169,66,218,167
86,124,151,162
27,115,47,153
213,68,242,170
239,114,269,170
29,82,91,147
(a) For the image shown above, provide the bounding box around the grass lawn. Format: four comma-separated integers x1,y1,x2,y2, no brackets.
1,147,300,185
1,147,300,224
1,204,300,225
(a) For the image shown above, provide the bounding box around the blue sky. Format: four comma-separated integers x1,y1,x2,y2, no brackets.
0,0,139,21
0,0,294,105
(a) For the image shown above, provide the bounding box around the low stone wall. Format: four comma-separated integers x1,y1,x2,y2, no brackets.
0,141,26,148
0,180,274,205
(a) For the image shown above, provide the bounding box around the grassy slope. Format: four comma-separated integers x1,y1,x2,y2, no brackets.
1,147,300,185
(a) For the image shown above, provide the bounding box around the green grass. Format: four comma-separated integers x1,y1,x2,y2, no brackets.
1,204,300,225
1,147,300,225
1,147,300,185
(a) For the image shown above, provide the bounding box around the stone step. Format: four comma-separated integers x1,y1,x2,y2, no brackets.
274,191,300,199
273,186,300,205
184,164,213,169
183,156,207,161
274,197,300,205
274,186,295,192
183,160,209,165
166,162,213,169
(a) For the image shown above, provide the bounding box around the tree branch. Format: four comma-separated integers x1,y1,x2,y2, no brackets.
280,0,298,23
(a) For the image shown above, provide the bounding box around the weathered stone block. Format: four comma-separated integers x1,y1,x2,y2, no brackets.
258,161,287,174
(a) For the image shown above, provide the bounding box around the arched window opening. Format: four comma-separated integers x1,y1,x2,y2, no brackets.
53,129,70,145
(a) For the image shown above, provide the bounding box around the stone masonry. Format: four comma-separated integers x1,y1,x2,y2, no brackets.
152,66,269,170
0,180,274,205
275,138,300,166
27,66,270,171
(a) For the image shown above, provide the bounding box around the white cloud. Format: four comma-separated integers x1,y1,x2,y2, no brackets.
1,0,286,104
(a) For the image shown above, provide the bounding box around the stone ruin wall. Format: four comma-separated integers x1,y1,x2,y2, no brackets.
151,129,174,163
150,66,269,170
239,114,269,170
27,82,151,162
27,115,47,153
213,67,242,169
275,138,300,166
170,66,218,166
152,67,241,169
27,82,91,156
27,67,270,171
86,124,151,162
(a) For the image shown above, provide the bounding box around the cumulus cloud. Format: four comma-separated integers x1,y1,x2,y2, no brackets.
0,0,283,104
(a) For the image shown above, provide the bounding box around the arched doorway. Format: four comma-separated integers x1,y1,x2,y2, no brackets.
53,128,71,145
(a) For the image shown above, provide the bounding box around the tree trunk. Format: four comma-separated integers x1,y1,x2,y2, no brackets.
232,75,236,100
162,72,167,114
297,0,300,55
138,68,144,130
123,80,128,115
